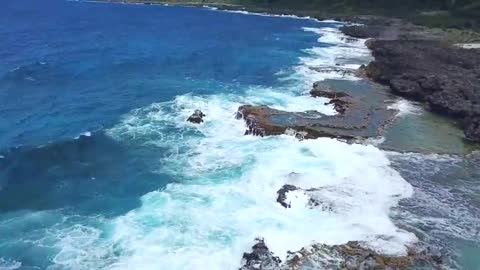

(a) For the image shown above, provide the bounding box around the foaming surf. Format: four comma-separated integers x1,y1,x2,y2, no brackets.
388,99,423,117
0,258,21,270
96,20,419,270
208,8,317,21
106,96,416,270
290,27,372,86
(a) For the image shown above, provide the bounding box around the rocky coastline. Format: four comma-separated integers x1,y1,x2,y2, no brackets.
101,1,477,268
235,81,397,141
105,0,480,141
240,237,443,270
340,18,480,142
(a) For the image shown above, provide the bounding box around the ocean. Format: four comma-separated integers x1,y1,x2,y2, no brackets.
0,1,479,269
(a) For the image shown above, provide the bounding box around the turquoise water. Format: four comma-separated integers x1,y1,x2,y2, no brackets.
0,1,479,269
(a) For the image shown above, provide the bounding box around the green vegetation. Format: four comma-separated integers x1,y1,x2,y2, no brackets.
119,0,480,29
240,0,480,29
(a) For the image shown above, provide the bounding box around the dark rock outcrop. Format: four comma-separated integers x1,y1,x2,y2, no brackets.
276,184,299,208
340,16,480,43
286,241,443,270
339,16,480,142
308,66,357,78
310,81,351,99
276,184,334,211
364,39,480,141
236,81,397,141
310,82,355,115
187,109,205,124
240,238,282,270
239,238,443,270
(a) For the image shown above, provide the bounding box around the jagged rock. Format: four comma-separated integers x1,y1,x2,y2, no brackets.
311,82,351,100
240,238,282,270
339,16,479,42
465,115,480,140
285,128,308,141
310,83,355,114
308,66,356,77
276,184,333,211
285,241,443,270
340,25,384,39
238,238,444,270
235,80,398,140
340,16,480,142
187,109,205,124
276,184,299,208
365,39,480,141
236,101,395,141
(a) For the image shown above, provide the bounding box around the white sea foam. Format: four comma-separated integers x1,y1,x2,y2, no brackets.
287,27,372,85
217,9,318,21
51,224,114,269
104,91,416,270
0,258,21,270
388,99,423,117
244,87,335,115
74,131,92,139
203,5,218,10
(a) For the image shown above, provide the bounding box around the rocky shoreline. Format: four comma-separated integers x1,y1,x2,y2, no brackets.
104,0,480,142
240,237,443,270
100,1,477,268
235,81,397,141
340,18,480,142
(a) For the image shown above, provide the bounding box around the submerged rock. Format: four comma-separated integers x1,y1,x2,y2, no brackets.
187,109,205,124
240,238,282,270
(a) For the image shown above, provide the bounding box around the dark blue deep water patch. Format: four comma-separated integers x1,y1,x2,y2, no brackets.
0,132,170,215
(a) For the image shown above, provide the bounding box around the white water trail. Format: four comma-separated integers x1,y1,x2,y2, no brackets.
388,99,423,117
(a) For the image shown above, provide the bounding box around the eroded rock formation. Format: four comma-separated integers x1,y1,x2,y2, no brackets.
276,184,333,211
187,109,206,124
236,81,397,140
286,241,443,270
240,238,282,270
240,238,443,270
365,39,480,141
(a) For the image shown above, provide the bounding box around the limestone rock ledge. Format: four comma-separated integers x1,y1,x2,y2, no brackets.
236,81,397,141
